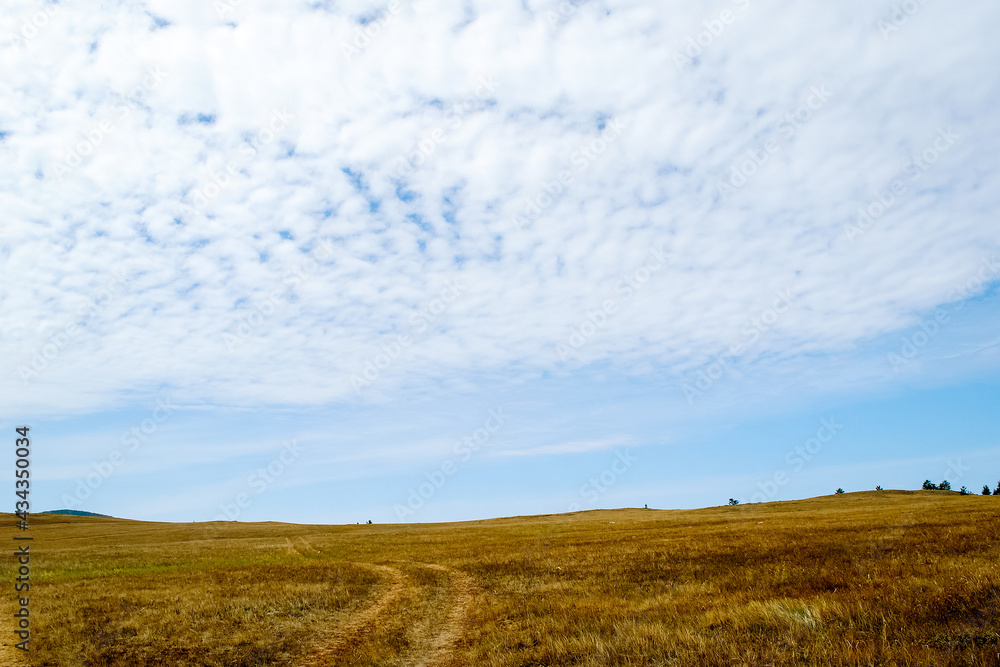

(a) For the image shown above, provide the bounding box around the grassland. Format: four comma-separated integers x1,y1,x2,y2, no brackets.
3,490,1000,666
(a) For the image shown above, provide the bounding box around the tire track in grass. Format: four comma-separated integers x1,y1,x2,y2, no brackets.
292,531,479,667
284,537,298,556
298,536,322,555
408,564,479,667
299,562,409,666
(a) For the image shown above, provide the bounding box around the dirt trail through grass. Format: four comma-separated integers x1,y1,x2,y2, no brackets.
299,561,478,666
407,564,479,667
299,561,409,666
291,529,477,667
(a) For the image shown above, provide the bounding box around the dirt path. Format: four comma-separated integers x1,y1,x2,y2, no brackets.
298,562,409,666
407,564,479,667
294,554,478,667
290,535,477,666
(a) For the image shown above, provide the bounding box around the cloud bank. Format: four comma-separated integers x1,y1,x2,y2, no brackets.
2,0,998,418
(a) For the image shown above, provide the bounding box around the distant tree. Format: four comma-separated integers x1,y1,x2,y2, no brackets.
995,480,1000,495
835,488,845,494
959,486,969,496
939,480,951,491
922,480,937,490
983,485,993,496
728,498,740,506
367,519,372,524
875,485,883,491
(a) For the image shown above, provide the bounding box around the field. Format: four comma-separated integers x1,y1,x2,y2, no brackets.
3,491,1000,666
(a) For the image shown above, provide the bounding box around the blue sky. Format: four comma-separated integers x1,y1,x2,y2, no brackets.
2,0,999,523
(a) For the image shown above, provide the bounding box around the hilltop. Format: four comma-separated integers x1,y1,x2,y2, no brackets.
40,508,113,518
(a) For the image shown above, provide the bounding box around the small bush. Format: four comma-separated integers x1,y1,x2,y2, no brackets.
983,485,992,496
875,485,883,491
959,486,969,496
922,480,937,490
938,480,951,491
835,488,845,494
728,498,740,506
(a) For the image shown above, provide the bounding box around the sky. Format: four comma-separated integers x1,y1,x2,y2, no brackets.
2,0,999,524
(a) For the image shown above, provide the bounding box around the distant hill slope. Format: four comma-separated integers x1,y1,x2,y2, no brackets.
40,509,113,518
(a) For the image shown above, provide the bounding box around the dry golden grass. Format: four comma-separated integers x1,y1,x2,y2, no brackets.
3,490,1000,666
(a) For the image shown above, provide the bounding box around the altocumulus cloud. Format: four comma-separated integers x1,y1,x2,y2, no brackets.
0,0,998,420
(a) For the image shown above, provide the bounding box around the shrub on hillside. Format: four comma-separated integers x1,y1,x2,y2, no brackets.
995,480,1000,495
835,488,845,494
938,480,951,491
959,486,969,495
728,498,739,506
922,480,937,490
984,485,993,496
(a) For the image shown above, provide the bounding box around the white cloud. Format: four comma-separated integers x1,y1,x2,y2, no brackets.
1,0,999,418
